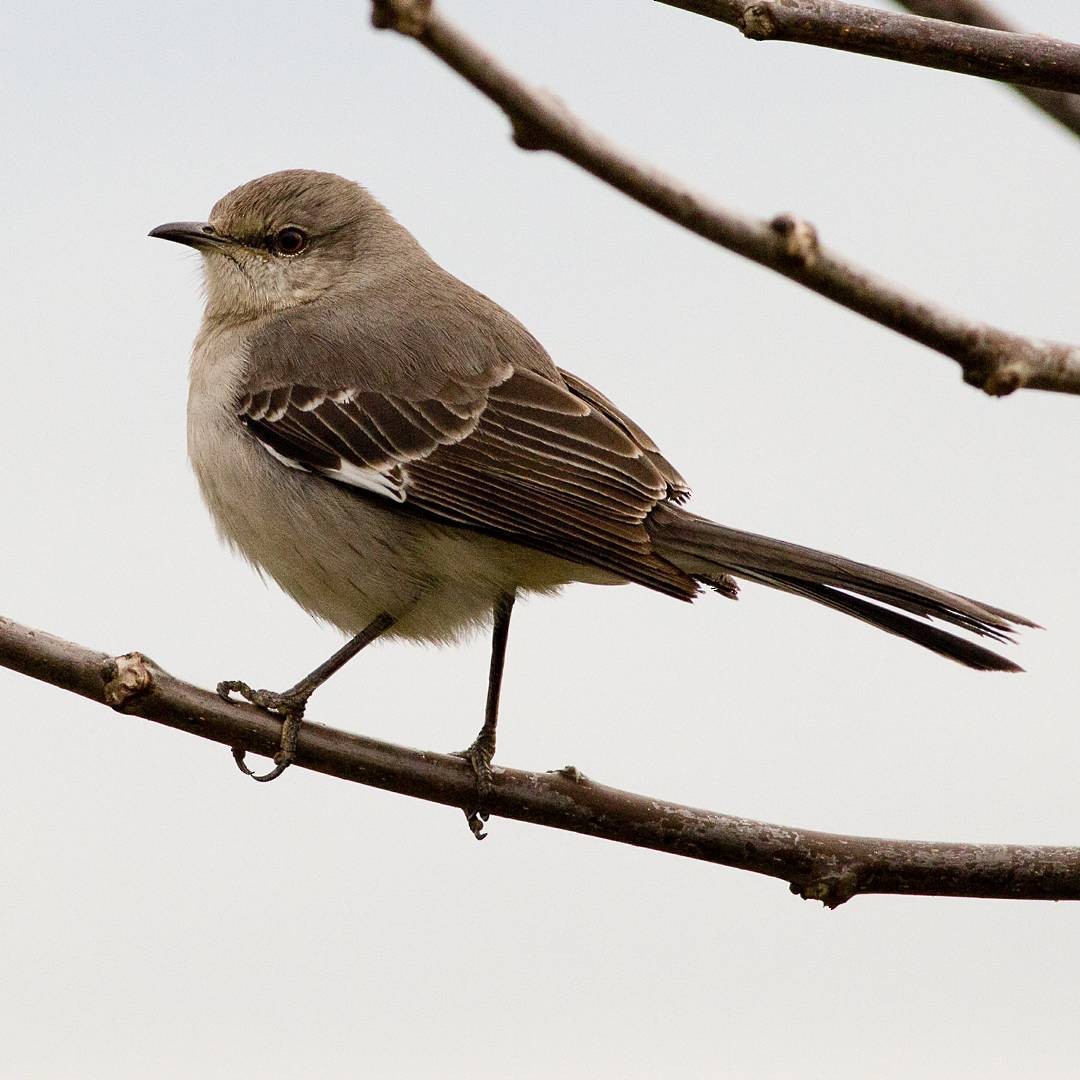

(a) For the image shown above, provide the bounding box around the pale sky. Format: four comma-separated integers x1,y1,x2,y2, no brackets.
4,2,1080,1077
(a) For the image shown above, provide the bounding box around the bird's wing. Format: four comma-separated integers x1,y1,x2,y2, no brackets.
237,365,698,599
556,368,691,505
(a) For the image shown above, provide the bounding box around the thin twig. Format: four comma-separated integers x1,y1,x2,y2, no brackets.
655,1,1080,94
3,613,1079,907
896,0,1080,138
370,0,1080,398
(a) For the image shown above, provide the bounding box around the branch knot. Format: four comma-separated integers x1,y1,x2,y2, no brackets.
512,119,548,152
741,3,778,40
770,212,820,267
972,364,1023,397
371,0,432,36
792,869,861,909
961,329,1034,396
102,651,154,709
551,764,590,784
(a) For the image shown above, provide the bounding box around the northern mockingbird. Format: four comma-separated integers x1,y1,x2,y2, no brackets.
151,169,1031,825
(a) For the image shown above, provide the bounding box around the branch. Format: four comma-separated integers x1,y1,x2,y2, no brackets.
369,2,1080,398
668,0,1080,140
371,2,1080,399
655,1,1080,94
4,612,1079,907
896,0,1080,139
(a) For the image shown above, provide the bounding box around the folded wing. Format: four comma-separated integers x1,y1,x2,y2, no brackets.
237,366,699,599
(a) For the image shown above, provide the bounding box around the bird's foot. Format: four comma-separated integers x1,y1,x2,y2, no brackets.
217,679,309,783
453,733,496,840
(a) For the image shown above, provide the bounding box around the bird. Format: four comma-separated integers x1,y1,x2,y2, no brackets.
150,169,1032,831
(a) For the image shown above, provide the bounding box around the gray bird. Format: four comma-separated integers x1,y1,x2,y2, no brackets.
151,169,1032,826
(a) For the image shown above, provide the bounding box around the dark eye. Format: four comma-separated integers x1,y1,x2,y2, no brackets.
271,227,307,256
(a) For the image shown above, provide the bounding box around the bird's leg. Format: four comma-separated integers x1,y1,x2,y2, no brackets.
218,612,395,783
456,591,516,839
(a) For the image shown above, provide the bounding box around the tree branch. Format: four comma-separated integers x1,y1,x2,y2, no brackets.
3,612,1079,907
667,0,1080,140
369,1,1080,398
655,1,1080,95
896,0,1080,139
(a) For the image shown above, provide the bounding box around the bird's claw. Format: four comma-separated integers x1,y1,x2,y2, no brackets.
217,680,293,714
454,737,495,840
218,679,307,782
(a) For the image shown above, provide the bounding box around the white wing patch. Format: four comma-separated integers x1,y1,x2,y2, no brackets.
324,459,406,502
257,439,311,475
250,431,407,503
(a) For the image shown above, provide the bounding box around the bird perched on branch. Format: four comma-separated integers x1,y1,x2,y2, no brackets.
151,169,1032,833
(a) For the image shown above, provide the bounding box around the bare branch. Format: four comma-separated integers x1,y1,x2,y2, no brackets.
896,0,1080,138
656,1,1080,94
666,0,1080,139
3,612,1079,907
369,1,1080,398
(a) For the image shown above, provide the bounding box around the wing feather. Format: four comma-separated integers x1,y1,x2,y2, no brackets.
558,367,691,502
236,366,697,599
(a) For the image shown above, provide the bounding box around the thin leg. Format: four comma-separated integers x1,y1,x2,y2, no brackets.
219,611,395,783
458,591,516,839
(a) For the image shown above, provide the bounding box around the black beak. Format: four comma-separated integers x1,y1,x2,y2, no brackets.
148,221,225,250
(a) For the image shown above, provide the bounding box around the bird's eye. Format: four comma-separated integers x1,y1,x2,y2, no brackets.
271,227,307,256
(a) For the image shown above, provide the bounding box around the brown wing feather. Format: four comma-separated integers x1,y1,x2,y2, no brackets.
237,368,698,600
557,368,691,504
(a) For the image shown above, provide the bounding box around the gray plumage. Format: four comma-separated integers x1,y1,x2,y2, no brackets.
163,169,1032,672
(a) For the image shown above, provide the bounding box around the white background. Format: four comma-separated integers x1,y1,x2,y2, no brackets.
3,2,1079,1076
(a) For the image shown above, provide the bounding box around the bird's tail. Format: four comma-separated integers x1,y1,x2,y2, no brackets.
646,505,1036,672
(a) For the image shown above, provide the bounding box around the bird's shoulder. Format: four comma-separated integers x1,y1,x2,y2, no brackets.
242,261,551,399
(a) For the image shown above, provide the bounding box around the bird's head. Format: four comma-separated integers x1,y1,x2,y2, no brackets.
150,169,414,321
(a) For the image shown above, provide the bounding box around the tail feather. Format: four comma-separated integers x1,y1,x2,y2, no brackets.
746,572,1023,672
647,506,1034,672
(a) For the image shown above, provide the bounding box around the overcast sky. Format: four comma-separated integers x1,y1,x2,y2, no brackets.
4,2,1080,1077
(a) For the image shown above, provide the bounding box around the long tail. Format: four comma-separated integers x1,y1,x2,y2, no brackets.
647,505,1036,672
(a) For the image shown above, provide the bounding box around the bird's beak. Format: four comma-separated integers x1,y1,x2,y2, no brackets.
148,221,227,250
